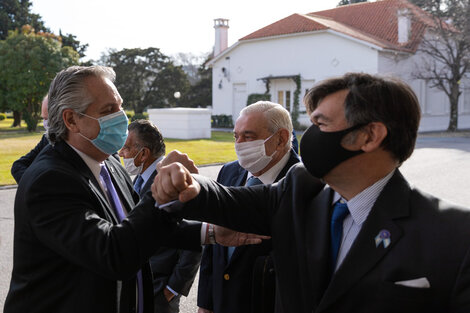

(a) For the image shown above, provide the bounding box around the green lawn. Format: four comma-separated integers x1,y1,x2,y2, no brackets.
0,118,236,186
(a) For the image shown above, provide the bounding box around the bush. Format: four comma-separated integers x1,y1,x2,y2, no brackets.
131,112,149,121
0,113,6,121
211,115,233,128
247,93,271,105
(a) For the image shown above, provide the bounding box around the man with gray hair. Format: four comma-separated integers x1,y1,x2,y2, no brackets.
119,119,202,313
198,101,299,313
4,66,262,313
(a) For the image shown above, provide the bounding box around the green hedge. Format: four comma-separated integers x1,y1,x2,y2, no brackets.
247,93,271,105
0,113,6,121
211,115,233,128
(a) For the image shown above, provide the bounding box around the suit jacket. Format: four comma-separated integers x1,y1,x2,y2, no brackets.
11,133,49,183
181,164,470,313
137,170,202,298
198,151,299,313
4,141,202,313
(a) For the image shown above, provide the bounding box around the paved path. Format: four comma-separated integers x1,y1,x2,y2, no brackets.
1,136,469,311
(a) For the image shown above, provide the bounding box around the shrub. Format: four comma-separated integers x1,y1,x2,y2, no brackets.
247,93,271,105
0,113,6,121
131,112,149,121
211,115,233,128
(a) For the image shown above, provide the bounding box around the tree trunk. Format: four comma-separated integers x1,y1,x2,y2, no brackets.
12,110,22,127
447,83,460,132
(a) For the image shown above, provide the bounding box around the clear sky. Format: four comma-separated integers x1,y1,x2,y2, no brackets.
31,0,341,61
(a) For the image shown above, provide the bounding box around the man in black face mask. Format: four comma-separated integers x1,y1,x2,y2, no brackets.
152,72,470,313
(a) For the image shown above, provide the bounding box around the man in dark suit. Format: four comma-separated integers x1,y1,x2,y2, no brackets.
119,119,201,313
153,73,470,313
198,101,299,313
11,94,49,183
4,66,260,313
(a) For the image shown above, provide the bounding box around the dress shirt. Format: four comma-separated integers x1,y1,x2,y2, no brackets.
246,150,290,185
139,156,163,189
332,170,395,271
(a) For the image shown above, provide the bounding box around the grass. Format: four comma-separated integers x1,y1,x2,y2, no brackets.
0,118,236,186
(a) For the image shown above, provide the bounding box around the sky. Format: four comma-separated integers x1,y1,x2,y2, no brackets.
31,0,340,61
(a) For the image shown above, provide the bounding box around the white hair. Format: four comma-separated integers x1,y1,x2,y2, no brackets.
240,101,293,148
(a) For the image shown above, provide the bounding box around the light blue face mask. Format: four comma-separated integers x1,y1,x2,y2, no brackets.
78,110,129,155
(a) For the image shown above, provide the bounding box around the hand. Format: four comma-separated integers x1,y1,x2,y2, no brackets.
158,150,199,174
151,162,201,204
214,224,271,247
198,308,213,313
163,287,176,302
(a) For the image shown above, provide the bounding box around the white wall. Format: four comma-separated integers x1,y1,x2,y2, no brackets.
212,31,379,120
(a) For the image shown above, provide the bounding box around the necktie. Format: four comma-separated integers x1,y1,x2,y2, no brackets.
330,200,349,272
99,165,144,313
134,175,144,194
227,176,264,261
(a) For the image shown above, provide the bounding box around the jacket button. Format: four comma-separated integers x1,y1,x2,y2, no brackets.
224,273,230,280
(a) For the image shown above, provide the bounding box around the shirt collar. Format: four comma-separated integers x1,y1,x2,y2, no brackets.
332,169,395,225
247,151,290,185
67,141,102,185
140,156,163,186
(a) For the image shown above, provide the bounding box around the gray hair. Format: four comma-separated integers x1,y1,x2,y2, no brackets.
47,66,116,144
240,101,293,148
128,119,166,159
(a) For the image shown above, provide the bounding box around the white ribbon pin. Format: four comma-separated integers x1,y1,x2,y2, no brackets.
375,229,391,248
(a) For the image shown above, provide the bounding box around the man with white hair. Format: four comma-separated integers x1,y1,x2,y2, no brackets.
197,101,299,313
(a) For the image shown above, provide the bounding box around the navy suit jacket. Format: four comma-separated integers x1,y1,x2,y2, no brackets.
182,164,470,313
137,170,202,298
4,141,202,313
197,151,299,313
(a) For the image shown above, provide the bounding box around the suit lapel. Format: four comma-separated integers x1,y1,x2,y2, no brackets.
104,159,136,213
303,187,334,306
317,171,410,312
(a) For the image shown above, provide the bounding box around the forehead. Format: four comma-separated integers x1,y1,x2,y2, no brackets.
312,89,349,121
234,111,268,132
84,76,122,111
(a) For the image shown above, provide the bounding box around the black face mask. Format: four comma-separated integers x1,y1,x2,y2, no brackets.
300,123,365,179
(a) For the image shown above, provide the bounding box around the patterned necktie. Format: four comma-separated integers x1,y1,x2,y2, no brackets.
99,164,144,313
227,175,264,262
134,175,144,194
330,200,349,273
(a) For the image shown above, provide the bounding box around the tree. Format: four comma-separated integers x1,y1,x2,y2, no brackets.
103,47,190,113
337,0,367,6
412,0,470,131
0,25,79,130
185,55,212,108
0,0,49,40
172,52,208,85
59,30,88,59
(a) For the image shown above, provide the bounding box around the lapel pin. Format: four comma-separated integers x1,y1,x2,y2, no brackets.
375,229,391,248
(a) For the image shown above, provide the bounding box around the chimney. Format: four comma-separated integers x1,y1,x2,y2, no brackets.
214,18,229,56
397,8,411,44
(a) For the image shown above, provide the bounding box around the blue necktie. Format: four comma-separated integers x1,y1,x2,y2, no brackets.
134,175,144,194
100,165,144,313
330,201,349,272
227,176,263,261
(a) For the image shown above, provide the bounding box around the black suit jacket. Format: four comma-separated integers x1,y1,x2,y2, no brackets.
11,133,49,183
138,170,202,298
198,151,299,313
4,141,202,313
181,164,470,313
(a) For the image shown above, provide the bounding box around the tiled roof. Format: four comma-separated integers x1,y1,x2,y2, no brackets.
239,0,434,53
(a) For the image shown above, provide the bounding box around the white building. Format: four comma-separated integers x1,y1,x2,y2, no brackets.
208,0,470,131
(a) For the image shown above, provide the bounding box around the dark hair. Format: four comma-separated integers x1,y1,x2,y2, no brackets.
304,72,421,164
128,119,165,158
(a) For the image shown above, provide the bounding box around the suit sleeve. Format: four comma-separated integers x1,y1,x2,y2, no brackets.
197,245,214,310
11,134,48,183
24,168,201,281
167,248,202,296
451,244,470,312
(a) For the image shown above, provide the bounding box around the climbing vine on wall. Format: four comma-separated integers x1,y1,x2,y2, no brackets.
291,75,301,129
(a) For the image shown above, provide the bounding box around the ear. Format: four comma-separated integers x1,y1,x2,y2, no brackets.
63,109,80,133
360,122,388,152
276,128,290,150
139,147,150,163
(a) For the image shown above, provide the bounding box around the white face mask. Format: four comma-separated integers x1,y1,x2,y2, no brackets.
235,133,277,173
123,148,144,175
